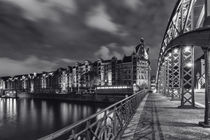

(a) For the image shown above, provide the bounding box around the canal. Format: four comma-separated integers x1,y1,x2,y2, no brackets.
0,98,110,140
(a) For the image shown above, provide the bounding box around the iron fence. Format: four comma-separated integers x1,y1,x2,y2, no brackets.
39,90,147,140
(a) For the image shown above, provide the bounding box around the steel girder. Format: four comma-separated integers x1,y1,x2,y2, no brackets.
158,62,167,95
168,53,173,97
172,48,181,100
165,60,169,96
158,66,163,94
161,63,166,95
180,46,195,107
199,48,210,127
163,62,168,96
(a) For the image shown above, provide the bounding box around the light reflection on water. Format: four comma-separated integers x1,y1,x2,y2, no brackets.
0,98,109,140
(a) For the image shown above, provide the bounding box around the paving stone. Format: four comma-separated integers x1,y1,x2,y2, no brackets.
121,93,210,140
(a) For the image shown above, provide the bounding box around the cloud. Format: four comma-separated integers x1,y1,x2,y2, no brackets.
122,46,135,55
123,0,143,10
0,0,177,76
0,56,57,76
94,46,122,60
60,58,77,64
85,4,122,35
4,0,77,21
94,43,135,60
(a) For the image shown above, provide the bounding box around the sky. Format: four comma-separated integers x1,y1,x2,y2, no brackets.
0,0,177,76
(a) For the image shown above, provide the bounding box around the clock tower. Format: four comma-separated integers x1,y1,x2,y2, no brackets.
135,38,150,88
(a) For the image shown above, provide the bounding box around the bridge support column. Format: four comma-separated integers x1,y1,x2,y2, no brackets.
164,60,169,96
179,46,195,108
159,64,165,95
158,68,162,94
199,48,210,127
171,48,181,100
168,52,173,97
164,57,170,97
159,67,164,94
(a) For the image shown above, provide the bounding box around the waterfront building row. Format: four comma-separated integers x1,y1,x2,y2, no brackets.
0,38,151,94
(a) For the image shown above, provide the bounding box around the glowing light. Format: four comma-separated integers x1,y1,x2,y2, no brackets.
184,46,191,52
96,86,130,89
186,62,193,68
174,48,178,53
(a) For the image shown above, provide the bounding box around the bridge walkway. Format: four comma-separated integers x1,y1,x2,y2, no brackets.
121,92,210,140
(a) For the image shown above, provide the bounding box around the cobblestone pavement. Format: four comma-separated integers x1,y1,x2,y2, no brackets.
121,93,210,140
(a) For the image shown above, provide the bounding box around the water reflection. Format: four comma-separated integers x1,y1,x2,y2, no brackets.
0,98,109,140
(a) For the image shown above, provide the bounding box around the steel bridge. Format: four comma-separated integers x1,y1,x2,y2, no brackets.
156,0,210,127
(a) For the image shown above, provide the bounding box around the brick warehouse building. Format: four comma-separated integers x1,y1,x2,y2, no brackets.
0,38,150,94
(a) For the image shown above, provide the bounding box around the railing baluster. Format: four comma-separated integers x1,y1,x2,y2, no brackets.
86,121,91,140
104,110,107,139
113,107,117,136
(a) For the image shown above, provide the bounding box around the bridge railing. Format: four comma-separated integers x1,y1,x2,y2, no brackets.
39,90,147,140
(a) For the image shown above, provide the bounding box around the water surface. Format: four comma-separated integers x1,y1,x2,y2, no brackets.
0,98,109,140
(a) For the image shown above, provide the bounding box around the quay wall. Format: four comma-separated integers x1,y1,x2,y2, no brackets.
17,93,126,103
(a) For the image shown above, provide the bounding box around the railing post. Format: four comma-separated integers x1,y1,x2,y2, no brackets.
113,107,117,136
86,120,91,140
104,110,107,139
69,130,75,140
199,48,210,127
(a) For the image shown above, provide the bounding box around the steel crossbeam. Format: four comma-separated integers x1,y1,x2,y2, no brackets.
180,46,195,108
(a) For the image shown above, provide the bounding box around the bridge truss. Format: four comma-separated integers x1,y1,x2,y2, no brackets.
156,0,210,126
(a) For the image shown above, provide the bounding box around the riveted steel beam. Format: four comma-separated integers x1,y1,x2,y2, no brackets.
164,59,170,96
179,46,195,108
171,48,181,100
167,52,173,97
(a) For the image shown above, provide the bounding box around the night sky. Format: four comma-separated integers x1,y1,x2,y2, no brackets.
0,0,177,76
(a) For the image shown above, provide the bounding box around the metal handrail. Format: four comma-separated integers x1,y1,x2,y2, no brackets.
39,90,148,140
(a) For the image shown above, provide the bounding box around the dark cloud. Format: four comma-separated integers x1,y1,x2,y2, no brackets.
0,0,177,76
